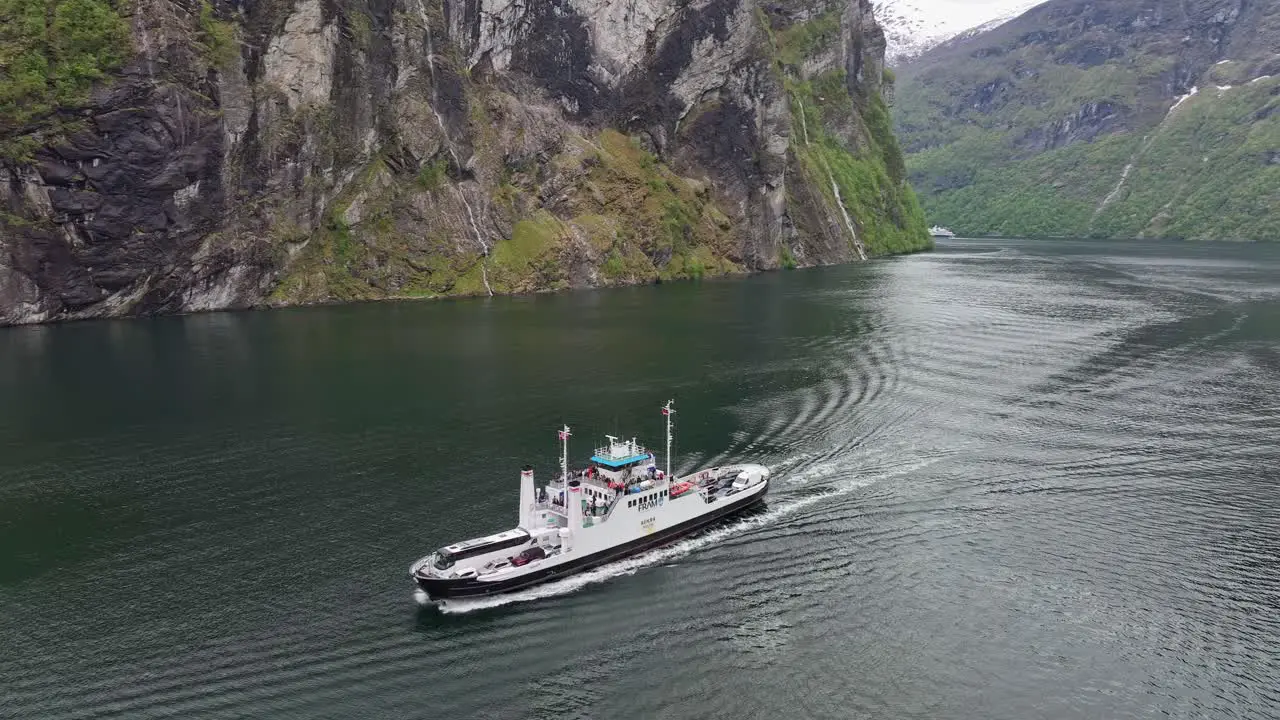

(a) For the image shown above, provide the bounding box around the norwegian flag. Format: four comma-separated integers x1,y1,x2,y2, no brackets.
558,430,569,440
661,407,670,416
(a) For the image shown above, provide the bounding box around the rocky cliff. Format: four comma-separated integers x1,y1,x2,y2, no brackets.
0,0,930,326
894,0,1280,240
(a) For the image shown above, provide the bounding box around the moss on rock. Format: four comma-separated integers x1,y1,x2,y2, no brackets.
782,65,931,257
0,0,131,158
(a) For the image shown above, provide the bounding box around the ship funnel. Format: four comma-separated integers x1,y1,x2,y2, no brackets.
519,465,535,529
567,478,583,535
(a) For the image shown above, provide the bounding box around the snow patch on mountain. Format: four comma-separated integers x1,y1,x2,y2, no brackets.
876,0,1049,64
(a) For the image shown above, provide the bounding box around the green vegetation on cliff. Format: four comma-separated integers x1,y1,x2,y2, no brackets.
774,9,841,68
789,74,930,254
0,0,130,140
196,0,238,69
767,11,931,256
271,122,743,305
895,0,1280,241
576,129,739,283
910,80,1280,240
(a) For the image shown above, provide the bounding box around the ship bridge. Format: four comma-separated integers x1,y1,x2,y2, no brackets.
590,436,653,470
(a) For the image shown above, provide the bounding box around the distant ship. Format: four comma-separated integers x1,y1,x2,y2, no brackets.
930,226,956,239
410,401,770,602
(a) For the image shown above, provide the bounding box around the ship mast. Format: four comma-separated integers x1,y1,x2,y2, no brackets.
662,400,675,479
559,425,571,483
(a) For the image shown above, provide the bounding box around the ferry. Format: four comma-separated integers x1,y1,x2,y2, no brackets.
930,225,956,239
410,401,770,601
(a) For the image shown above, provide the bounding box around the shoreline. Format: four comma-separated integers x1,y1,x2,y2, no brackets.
0,245,935,330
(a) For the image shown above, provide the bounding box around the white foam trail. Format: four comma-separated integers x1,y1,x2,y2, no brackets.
783,457,854,487
768,452,813,473
427,455,942,614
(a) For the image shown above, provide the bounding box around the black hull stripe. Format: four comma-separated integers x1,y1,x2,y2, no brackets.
417,483,768,599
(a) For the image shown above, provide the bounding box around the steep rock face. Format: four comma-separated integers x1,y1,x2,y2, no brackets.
894,0,1280,240
0,0,930,326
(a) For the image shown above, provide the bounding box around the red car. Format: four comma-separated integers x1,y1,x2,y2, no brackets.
511,546,547,567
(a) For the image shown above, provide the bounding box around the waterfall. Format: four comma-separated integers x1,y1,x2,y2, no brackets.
416,0,461,167
1096,161,1135,216
797,99,811,146
1091,87,1199,224
417,0,486,294
830,180,867,261
456,188,494,297
797,96,864,260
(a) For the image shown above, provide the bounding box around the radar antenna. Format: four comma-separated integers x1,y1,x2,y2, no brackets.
661,400,676,479
558,425,571,483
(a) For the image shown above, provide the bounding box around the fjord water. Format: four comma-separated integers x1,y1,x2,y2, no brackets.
2,239,1279,719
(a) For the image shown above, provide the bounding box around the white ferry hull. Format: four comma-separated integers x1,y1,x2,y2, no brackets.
416,478,769,600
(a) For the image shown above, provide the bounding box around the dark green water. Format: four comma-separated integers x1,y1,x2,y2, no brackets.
2,239,1279,719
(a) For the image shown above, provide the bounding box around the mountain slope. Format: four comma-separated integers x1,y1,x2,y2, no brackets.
0,0,930,326
875,0,1047,63
894,0,1280,240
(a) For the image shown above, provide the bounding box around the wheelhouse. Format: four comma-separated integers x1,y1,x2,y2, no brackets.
590,436,653,474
